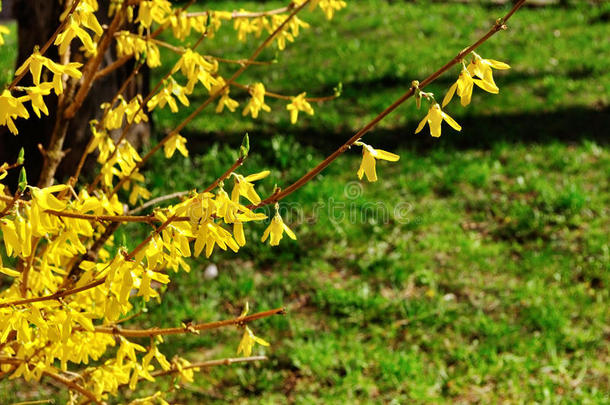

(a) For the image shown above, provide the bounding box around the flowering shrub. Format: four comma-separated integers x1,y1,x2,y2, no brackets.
0,0,526,402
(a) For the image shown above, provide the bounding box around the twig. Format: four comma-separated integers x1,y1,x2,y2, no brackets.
128,191,190,215
43,370,101,404
0,191,22,219
88,307,285,337
151,355,267,377
203,157,245,193
232,82,337,102
44,209,189,224
187,4,296,19
19,238,41,297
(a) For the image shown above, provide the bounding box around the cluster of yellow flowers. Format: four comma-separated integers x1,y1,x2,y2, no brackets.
416,51,510,139
0,1,352,402
0,0,520,401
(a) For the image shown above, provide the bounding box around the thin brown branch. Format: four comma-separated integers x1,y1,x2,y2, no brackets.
94,54,134,80
90,307,285,337
128,191,190,215
253,0,527,209
19,237,41,297
44,209,189,224
151,355,267,377
187,4,295,19
209,55,274,66
43,370,101,404
0,191,22,219
0,161,23,173
203,157,245,194
231,82,337,102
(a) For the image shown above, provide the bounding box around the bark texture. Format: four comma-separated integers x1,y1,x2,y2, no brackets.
0,0,150,190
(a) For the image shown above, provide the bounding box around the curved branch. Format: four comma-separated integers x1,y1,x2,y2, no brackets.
89,307,286,337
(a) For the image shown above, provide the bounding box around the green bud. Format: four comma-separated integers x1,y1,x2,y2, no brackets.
334,82,343,98
17,148,25,165
18,167,27,192
239,133,250,159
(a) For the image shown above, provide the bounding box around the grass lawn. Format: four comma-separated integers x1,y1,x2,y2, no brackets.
1,0,609,403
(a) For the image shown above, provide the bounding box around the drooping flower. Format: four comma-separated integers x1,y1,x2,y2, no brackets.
286,92,314,124
355,142,400,182
230,171,270,205
442,65,499,108
237,326,270,356
212,77,239,113
415,103,461,138
467,52,510,89
0,25,10,46
261,209,296,246
236,303,270,356
54,15,96,55
163,133,189,158
242,83,271,118
0,90,30,135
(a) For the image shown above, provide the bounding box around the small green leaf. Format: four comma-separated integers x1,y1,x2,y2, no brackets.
17,148,25,165
334,82,343,97
18,167,27,192
239,133,250,159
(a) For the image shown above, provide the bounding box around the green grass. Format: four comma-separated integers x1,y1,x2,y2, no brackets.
2,1,610,403
126,140,609,404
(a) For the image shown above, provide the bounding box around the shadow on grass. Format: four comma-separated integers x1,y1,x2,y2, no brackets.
179,106,610,156
319,68,594,98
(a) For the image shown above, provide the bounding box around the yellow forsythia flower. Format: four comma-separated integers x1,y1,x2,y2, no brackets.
237,326,270,357
0,90,30,134
356,142,400,182
14,51,82,94
230,171,270,205
442,65,499,108
0,25,10,46
415,103,461,138
55,16,96,55
163,134,189,158
286,92,314,124
242,83,270,119
261,210,296,246
213,77,239,113
23,83,54,117
467,52,510,89
312,0,347,20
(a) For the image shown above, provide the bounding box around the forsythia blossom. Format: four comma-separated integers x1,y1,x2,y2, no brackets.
0,90,29,134
415,103,462,138
355,141,400,182
261,207,297,246
242,83,271,119
467,52,510,89
286,92,314,124
0,25,10,45
442,64,499,107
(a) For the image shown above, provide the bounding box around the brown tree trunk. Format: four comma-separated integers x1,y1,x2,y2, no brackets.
0,0,150,190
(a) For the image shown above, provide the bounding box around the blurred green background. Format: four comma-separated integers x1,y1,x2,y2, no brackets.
2,0,609,403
